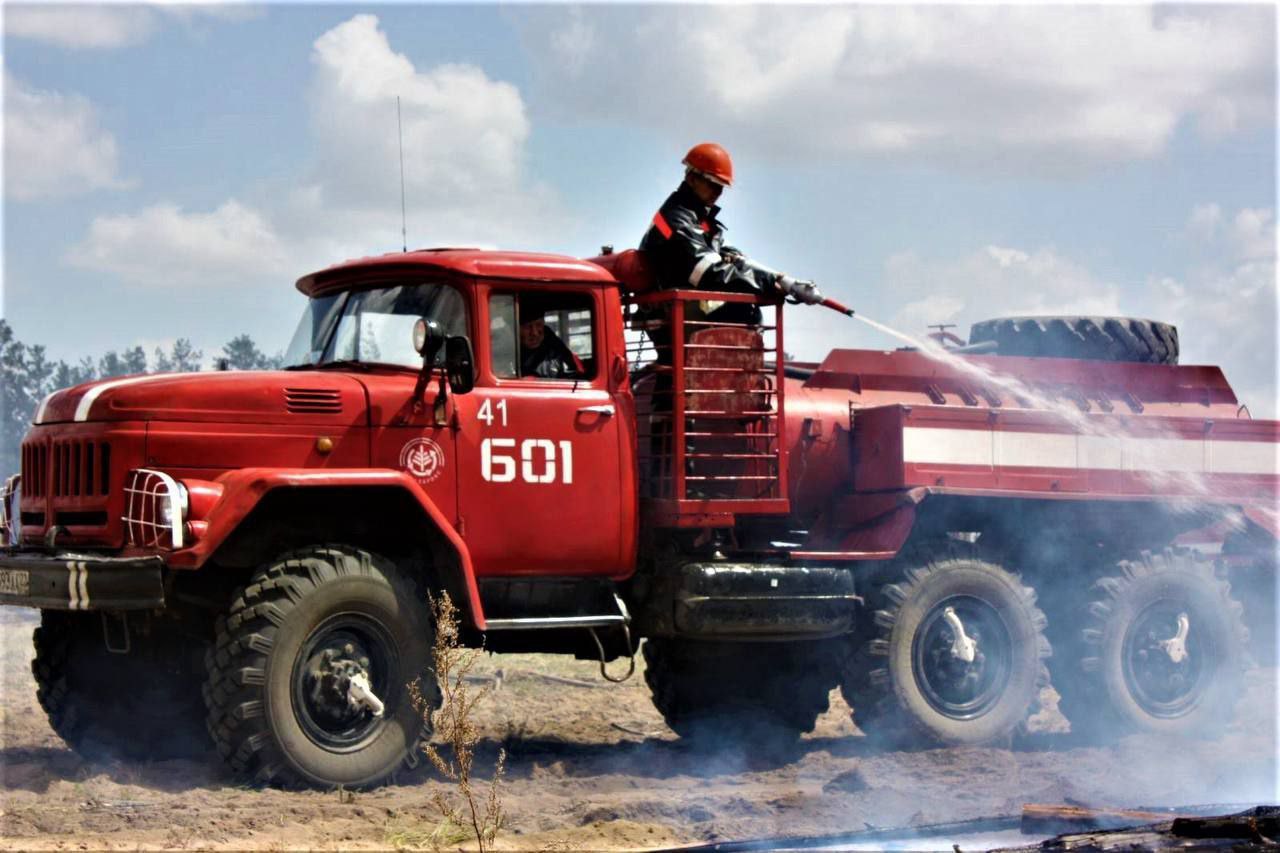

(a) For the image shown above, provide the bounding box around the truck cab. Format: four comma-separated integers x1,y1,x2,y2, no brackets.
291,249,640,582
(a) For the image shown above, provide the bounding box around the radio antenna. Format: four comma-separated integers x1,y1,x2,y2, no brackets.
397,95,407,252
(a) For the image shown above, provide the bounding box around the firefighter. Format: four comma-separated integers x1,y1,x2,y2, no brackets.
638,142,822,324
636,144,827,497
519,306,584,379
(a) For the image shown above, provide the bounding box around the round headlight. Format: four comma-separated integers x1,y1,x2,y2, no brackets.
412,318,428,355
160,483,189,526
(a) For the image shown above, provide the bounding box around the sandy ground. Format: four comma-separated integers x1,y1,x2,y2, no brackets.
1,606,1276,851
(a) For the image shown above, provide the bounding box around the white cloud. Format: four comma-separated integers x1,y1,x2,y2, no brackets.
884,244,1123,333
66,200,288,286
1188,203,1224,241
1169,204,1278,414
4,4,260,50
271,14,569,265
4,73,128,201
5,6,156,49
1187,203,1276,262
524,5,1274,174
549,7,595,79
1155,258,1277,416
1226,208,1276,262
861,206,1277,416
65,14,570,289
304,14,531,211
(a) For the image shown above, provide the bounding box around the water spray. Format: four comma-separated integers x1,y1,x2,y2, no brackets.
829,309,1218,502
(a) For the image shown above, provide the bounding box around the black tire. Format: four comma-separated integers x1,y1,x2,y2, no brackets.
1223,553,1276,667
841,551,1050,747
968,316,1179,365
204,545,437,788
33,611,209,760
643,638,835,742
1052,549,1248,740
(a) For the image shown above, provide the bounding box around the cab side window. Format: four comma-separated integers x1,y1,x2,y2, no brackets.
490,292,595,380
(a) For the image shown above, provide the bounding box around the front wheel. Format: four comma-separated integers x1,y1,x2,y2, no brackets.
204,545,438,788
841,553,1049,747
34,611,209,760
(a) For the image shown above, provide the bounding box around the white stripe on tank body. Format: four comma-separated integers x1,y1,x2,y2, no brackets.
903,427,1278,476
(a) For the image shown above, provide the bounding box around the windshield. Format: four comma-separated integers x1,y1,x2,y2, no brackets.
283,283,468,369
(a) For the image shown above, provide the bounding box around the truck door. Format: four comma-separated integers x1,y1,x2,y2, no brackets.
453,285,628,577
339,282,465,523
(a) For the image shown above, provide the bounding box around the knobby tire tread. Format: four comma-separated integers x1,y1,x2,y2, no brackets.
643,638,834,740
1050,548,1248,741
33,611,208,760
968,316,1179,365
842,541,1050,748
203,544,438,788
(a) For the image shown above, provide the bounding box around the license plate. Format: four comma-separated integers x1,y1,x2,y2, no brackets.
0,569,30,597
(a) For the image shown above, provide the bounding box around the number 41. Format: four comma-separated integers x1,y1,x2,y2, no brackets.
477,399,508,427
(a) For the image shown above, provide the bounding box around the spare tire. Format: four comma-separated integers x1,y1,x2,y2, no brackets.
968,316,1179,365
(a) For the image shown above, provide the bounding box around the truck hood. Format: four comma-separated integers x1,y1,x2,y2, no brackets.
34,371,368,426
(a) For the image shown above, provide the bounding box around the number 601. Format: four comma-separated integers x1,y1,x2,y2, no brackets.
480,438,574,484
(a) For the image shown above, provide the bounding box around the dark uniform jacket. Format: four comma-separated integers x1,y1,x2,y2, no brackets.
638,182,775,297
521,329,584,379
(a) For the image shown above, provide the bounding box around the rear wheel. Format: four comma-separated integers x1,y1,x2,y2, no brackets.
643,638,835,743
33,611,209,760
841,551,1049,747
204,545,437,788
1052,549,1248,740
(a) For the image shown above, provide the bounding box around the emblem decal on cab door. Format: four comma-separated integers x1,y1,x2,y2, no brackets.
400,437,446,484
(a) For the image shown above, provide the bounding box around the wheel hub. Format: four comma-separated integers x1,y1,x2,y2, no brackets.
293,618,397,750
942,606,978,663
912,596,1012,720
1123,603,1205,718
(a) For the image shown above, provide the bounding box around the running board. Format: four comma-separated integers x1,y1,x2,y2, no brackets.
483,593,631,632
483,614,626,631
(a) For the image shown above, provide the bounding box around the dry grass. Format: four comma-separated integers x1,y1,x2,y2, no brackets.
411,592,506,853
383,816,470,851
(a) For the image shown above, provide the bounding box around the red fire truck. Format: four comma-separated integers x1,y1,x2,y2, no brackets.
1,247,1275,788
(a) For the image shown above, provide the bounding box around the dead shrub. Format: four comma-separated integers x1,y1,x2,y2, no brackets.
410,591,506,853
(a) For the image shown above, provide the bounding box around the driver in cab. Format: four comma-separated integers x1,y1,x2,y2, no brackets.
520,305,584,379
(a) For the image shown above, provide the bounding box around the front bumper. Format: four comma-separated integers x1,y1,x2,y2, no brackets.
0,548,165,610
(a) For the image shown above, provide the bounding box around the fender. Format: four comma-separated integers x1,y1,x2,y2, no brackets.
164,468,487,629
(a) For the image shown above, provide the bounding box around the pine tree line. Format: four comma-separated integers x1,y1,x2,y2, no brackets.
0,320,284,477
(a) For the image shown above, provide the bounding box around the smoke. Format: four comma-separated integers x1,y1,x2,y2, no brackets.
850,313,1242,511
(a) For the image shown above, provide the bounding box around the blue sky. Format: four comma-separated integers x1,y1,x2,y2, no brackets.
4,4,1277,411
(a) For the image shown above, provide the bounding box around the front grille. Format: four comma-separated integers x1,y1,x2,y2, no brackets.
285,388,343,414
41,439,112,498
21,443,48,497
20,433,123,542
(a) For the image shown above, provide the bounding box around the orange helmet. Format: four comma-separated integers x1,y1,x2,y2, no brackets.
682,142,733,187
